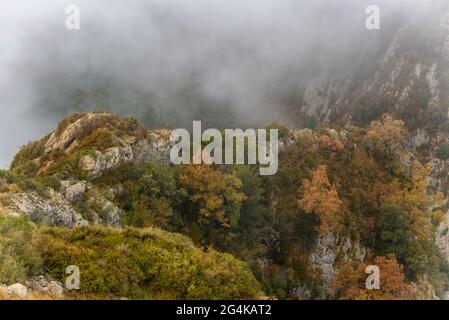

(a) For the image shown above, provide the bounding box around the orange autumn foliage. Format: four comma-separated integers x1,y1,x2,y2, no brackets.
180,165,246,228
367,113,406,156
333,254,413,300
318,135,345,153
387,162,445,240
298,165,342,234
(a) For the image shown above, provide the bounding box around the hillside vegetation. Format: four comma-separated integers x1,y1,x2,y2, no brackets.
3,112,448,299
0,216,262,300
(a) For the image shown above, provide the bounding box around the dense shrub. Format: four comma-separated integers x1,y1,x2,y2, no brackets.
0,170,47,196
0,217,42,285
37,225,262,299
435,143,449,160
10,138,47,175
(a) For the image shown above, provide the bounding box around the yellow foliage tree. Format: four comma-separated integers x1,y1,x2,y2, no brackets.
367,113,406,156
387,162,445,240
298,165,343,235
318,135,345,153
180,165,246,228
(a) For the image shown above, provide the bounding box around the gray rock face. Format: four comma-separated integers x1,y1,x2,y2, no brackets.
11,190,87,227
97,198,121,227
79,148,130,178
84,184,121,227
59,180,121,227
436,210,449,261
309,233,336,291
309,232,367,298
41,112,173,180
144,130,173,163
293,5,449,127
79,151,109,178
62,181,86,203
80,134,172,179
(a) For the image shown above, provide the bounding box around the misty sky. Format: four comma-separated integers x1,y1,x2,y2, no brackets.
0,0,432,167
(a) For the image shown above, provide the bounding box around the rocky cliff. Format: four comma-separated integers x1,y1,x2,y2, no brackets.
5,112,173,228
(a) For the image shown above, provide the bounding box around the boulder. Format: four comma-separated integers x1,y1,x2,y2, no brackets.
0,283,28,299
26,276,64,298
63,182,86,203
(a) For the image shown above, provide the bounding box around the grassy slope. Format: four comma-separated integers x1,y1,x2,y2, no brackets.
0,216,263,300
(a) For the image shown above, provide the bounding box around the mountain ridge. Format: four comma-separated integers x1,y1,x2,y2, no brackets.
2,110,447,299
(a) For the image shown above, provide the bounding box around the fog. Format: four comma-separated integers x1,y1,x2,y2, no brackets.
0,0,433,167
